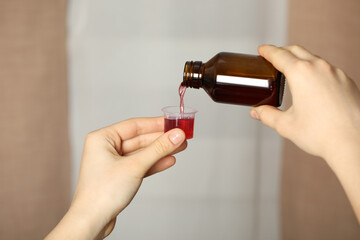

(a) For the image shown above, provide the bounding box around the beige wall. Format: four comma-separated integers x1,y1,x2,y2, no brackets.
0,1,70,239
283,0,360,239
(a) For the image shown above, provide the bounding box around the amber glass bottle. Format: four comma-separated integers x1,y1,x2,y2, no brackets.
182,52,285,107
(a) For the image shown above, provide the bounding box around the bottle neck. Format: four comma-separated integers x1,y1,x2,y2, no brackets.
182,61,204,89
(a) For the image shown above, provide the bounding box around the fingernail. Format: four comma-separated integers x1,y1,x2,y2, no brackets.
250,109,260,120
169,130,184,145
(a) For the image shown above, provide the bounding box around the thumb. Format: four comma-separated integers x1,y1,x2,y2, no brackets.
132,128,186,172
250,105,284,130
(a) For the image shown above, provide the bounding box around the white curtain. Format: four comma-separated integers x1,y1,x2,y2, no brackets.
67,0,287,239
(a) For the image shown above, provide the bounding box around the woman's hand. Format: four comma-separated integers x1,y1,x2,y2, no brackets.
46,117,187,239
250,45,360,222
251,45,360,161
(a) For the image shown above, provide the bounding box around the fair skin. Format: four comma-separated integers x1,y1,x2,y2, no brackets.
46,118,188,239
46,45,360,239
250,45,360,223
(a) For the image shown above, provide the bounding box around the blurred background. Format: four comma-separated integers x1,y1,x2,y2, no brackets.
0,0,359,239
67,0,286,239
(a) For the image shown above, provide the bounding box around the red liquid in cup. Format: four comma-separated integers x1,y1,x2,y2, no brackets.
164,117,194,139
163,84,194,139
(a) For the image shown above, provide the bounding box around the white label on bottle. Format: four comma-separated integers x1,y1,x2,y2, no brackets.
217,75,269,88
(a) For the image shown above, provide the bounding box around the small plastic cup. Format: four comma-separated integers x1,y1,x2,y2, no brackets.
162,106,198,139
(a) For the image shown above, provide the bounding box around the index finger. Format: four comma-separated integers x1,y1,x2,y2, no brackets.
104,116,164,142
258,45,299,76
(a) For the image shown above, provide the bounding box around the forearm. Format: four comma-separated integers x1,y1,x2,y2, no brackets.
325,143,360,223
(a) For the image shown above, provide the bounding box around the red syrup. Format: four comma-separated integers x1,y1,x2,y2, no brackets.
163,84,194,139
164,117,194,139
177,84,194,139
179,84,187,115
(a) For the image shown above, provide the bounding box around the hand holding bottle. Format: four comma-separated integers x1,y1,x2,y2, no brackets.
250,45,360,222
46,117,187,239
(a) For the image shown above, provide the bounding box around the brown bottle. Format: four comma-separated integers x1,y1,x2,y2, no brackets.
182,52,285,107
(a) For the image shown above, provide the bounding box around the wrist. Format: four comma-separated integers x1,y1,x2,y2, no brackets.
323,136,360,169
45,203,106,240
